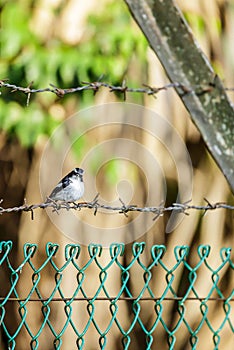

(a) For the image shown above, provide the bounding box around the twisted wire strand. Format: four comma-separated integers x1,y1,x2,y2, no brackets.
1,79,234,105
0,197,233,220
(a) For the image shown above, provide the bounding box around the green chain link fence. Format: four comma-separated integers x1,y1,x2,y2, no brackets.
0,240,233,350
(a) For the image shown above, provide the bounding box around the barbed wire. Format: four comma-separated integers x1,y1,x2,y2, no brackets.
1,78,234,105
0,196,233,220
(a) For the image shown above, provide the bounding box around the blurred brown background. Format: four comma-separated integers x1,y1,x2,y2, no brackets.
0,0,233,349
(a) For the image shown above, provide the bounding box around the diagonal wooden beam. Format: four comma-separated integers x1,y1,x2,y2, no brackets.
124,0,234,193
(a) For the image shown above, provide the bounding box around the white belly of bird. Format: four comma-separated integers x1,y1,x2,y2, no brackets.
55,181,84,202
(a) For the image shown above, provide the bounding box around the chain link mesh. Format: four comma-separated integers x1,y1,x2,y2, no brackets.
0,241,233,349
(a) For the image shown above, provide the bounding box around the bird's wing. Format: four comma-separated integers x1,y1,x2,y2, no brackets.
48,182,63,198
62,176,72,188
49,176,70,197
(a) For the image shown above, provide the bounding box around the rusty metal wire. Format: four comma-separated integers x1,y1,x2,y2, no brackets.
0,196,233,220
2,78,234,105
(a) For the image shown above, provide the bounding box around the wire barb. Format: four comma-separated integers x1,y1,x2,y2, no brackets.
1,79,234,104
0,198,233,219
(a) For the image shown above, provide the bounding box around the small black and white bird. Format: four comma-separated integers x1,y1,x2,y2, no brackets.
46,168,84,202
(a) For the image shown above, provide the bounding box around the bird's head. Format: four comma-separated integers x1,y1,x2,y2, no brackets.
72,168,84,181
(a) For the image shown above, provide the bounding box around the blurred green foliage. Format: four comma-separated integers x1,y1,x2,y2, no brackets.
0,0,147,147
